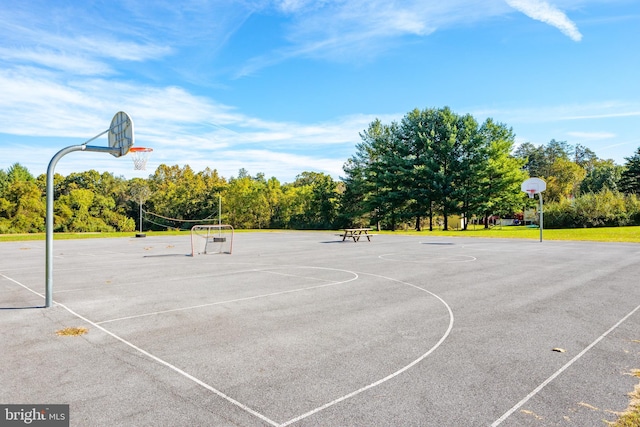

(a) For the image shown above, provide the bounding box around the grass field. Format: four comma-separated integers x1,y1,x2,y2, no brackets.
380,225,640,243
2,225,639,243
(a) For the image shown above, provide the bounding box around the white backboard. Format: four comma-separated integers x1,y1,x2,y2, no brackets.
521,177,546,194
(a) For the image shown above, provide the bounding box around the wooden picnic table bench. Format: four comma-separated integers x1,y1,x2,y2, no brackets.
339,228,376,242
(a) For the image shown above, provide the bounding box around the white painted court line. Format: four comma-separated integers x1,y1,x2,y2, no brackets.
279,271,454,427
62,302,281,427
491,303,640,426
4,267,454,426
1,272,281,427
97,267,359,324
1,273,45,299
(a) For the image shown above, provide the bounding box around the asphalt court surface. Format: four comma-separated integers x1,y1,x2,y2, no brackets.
1,231,639,426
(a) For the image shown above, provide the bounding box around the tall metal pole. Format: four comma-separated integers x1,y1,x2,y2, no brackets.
539,192,544,242
45,144,120,307
46,145,85,307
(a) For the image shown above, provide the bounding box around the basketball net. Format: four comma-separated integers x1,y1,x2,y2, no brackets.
129,147,153,170
526,189,536,199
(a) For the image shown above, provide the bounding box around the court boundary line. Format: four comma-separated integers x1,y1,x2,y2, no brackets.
1,273,45,299
97,267,360,324
491,303,640,426
2,268,454,427
58,301,281,427
1,272,281,427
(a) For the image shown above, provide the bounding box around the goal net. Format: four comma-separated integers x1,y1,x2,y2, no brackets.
190,224,234,256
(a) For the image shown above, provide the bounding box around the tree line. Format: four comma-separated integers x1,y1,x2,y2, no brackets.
1,106,639,234
342,107,640,230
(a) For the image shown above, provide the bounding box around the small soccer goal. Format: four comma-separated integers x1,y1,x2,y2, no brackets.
190,224,234,256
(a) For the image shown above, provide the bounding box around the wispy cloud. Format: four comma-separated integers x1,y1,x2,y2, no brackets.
505,0,583,41
0,62,379,180
566,131,616,139
0,5,172,75
472,101,640,124
237,0,511,76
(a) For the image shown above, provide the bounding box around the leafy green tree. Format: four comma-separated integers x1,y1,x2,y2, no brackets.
278,184,313,229
0,169,8,196
263,176,283,227
474,120,527,228
290,172,339,229
619,147,640,195
428,107,464,230
455,114,487,229
579,159,622,194
514,142,548,178
339,156,371,228
342,119,391,229
515,140,572,179
545,158,587,202
6,163,35,183
146,164,218,228
545,139,572,163
53,170,132,232
573,144,598,172
345,108,532,231
0,164,44,233
370,120,408,230
225,172,270,229
198,167,227,221
0,179,45,233
399,108,437,231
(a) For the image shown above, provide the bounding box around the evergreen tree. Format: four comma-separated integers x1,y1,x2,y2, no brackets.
620,147,640,194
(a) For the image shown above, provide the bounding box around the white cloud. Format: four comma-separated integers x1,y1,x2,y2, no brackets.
566,131,616,139
505,0,583,41
471,101,640,125
236,0,511,76
0,64,379,181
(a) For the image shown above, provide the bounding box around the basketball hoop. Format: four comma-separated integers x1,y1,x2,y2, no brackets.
129,147,153,170
521,177,546,198
521,177,547,242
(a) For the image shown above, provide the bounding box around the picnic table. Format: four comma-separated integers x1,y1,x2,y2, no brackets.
340,228,375,242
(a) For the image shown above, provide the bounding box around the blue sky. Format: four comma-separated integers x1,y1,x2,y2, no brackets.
1,0,639,183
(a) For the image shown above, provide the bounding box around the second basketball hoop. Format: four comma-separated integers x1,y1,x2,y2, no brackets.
521,177,546,198
129,147,153,170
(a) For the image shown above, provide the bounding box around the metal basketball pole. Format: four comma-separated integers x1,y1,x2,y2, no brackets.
539,192,544,242
45,143,122,307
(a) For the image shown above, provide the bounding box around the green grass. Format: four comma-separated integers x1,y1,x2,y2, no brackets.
1,226,639,243
375,225,640,243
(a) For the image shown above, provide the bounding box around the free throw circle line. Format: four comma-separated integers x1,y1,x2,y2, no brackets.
280,271,454,426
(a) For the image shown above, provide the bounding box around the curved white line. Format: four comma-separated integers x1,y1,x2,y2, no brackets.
4,267,453,427
280,271,454,426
